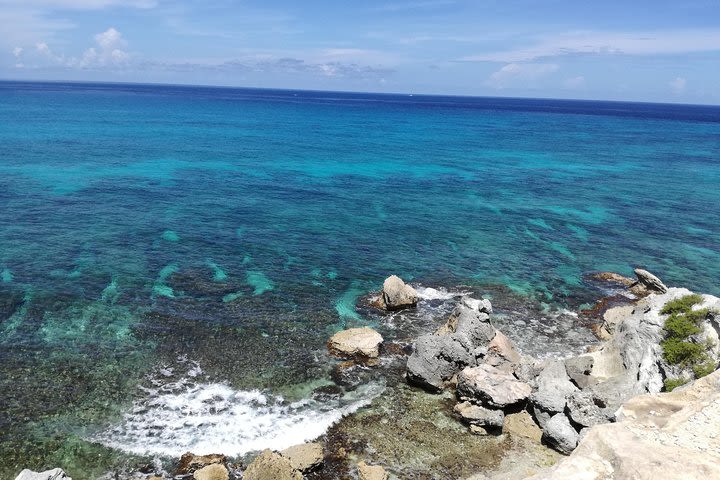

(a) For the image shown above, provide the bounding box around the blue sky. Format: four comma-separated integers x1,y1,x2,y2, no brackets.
2,0,720,103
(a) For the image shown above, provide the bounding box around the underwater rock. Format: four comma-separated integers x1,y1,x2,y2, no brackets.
630,268,668,297
588,271,635,286
457,364,531,408
380,275,418,310
280,442,324,472
328,327,384,359
193,464,229,480
357,461,389,480
14,469,71,480
243,449,302,480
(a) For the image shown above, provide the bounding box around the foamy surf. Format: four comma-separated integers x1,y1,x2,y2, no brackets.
415,285,471,301
93,360,384,457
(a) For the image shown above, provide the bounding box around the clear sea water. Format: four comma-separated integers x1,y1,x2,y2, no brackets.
1,81,719,478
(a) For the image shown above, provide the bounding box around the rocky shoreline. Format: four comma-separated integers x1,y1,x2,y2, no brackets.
15,270,720,480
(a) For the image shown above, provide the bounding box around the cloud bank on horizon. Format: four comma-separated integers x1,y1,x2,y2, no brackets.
1,0,719,103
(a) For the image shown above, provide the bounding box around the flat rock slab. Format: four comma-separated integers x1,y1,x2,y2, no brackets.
244,449,302,480
358,461,389,480
454,401,504,428
502,411,543,442
328,327,383,358
193,464,229,480
280,442,324,472
457,364,531,408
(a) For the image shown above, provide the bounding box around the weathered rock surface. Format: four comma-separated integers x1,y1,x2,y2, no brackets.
502,410,543,442
563,355,596,389
381,275,419,310
530,360,578,414
598,304,634,340
485,330,521,372
454,401,505,428
630,268,668,296
357,461,389,480
178,452,226,474
528,369,720,479
565,390,613,428
193,464,229,480
243,449,302,480
542,413,579,455
14,469,71,480
328,327,383,359
457,364,531,408
280,442,324,472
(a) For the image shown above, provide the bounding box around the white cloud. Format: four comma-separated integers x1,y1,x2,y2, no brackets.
563,75,585,89
669,77,687,94
94,27,125,50
487,63,559,89
12,46,23,57
0,0,156,9
462,29,720,62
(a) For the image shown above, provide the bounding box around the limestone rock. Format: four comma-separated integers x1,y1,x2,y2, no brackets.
328,327,383,359
565,390,614,428
598,305,634,340
502,410,543,442
14,469,71,480
243,449,302,480
436,296,495,345
542,413,579,455
381,275,418,310
485,329,521,372
564,355,597,389
406,333,474,391
177,452,226,474
357,461,389,480
280,442,324,472
527,369,720,479
630,268,668,296
454,401,504,428
530,360,578,413
193,464,229,480
457,364,531,408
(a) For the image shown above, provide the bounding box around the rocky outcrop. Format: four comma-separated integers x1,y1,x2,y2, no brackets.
528,369,720,479
177,452,226,475
454,401,505,429
280,442,324,473
193,464,229,480
14,469,71,480
630,268,668,297
530,360,578,415
457,364,531,409
243,449,302,480
357,461,389,480
380,275,418,310
328,327,383,359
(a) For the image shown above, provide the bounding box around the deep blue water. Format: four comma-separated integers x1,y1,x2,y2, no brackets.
0,81,719,478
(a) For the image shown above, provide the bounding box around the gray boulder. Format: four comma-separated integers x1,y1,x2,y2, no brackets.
630,268,668,296
457,364,532,408
565,390,614,428
406,334,474,392
530,360,578,414
14,469,71,480
381,275,418,310
453,401,505,429
542,414,579,455
564,355,597,389
436,296,495,347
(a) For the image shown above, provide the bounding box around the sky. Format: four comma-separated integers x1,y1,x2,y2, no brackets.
1,0,720,103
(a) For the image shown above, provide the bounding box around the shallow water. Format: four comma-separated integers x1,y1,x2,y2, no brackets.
0,81,719,478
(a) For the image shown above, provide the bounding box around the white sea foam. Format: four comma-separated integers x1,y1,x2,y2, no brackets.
93,361,384,457
415,285,470,301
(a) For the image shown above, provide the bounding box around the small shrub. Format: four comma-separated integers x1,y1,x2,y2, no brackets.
660,294,703,315
692,360,717,379
664,377,689,392
663,313,702,338
661,337,706,365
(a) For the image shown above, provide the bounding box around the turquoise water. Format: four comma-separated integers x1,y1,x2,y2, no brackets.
0,81,719,478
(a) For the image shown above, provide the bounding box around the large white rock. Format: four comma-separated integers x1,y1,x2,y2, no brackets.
457,364,532,408
328,327,383,358
381,275,419,310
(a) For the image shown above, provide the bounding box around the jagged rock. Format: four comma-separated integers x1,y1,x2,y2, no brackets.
542,413,579,455
436,296,495,346
14,469,71,480
357,461,389,480
513,357,544,385
531,404,553,431
178,452,226,474
381,275,418,310
485,330,521,372
193,464,229,480
328,327,383,359
598,305,634,340
565,390,614,428
564,355,597,389
243,449,302,480
457,364,531,408
530,360,578,413
454,401,504,428
406,333,474,391
502,410,543,442
280,442,324,472
630,268,668,296
527,369,720,479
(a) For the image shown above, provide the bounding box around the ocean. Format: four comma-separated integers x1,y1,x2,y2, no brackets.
0,81,719,478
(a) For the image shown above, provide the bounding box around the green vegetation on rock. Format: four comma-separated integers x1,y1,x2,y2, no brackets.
660,294,717,390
